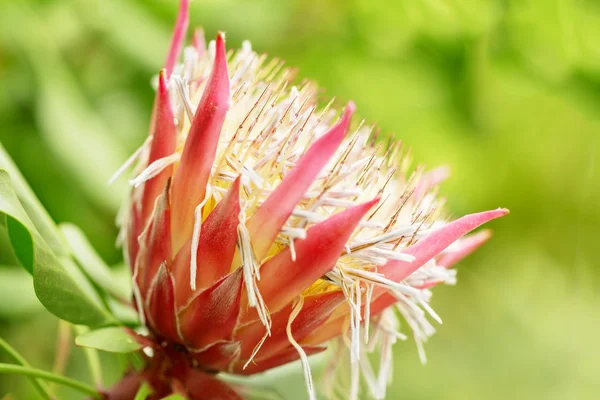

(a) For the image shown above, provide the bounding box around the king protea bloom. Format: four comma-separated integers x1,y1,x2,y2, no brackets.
108,1,507,399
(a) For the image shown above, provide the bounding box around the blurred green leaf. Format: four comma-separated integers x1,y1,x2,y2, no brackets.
0,267,42,318
0,144,67,257
107,298,139,327
134,383,153,400
31,63,129,212
73,326,103,388
0,169,112,326
75,0,169,70
0,3,130,213
221,354,327,400
61,223,131,300
75,327,143,354
0,169,54,275
162,395,186,400
0,336,52,399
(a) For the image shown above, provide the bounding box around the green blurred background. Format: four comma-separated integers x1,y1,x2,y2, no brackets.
1,0,599,398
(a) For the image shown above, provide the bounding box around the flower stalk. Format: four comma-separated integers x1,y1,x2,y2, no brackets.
0,363,101,399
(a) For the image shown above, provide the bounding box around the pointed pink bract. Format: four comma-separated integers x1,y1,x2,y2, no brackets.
241,198,378,320
164,0,190,78
236,291,344,361
378,208,508,283
146,264,179,342
170,32,230,253
137,185,172,296
141,70,177,224
194,177,241,288
436,229,493,268
191,341,241,372
368,209,508,316
413,165,451,200
192,28,206,58
171,178,241,305
246,102,356,261
178,269,243,351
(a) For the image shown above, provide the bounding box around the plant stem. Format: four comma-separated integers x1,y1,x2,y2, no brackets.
0,337,52,400
51,320,72,394
74,326,103,387
0,363,101,399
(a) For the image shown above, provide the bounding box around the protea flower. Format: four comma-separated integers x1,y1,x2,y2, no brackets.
109,1,507,398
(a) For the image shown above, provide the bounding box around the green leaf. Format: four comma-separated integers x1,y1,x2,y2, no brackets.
6,216,34,273
0,173,39,275
75,327,143,354
37,256,114,326
0,169,112,326
60,223,131,300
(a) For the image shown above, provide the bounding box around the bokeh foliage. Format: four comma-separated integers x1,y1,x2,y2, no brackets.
0,0,598,398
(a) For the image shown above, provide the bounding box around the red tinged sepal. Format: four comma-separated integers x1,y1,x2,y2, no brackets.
172,177,241,306
236,291,345,361
246,102,356,261
164,0,190,78
233,345,326,375
141,70,177,225
241,198,378,322
146,264,179,343
436,229,493,268
178,268,243,351
136,181,173,297
170,32,231,253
